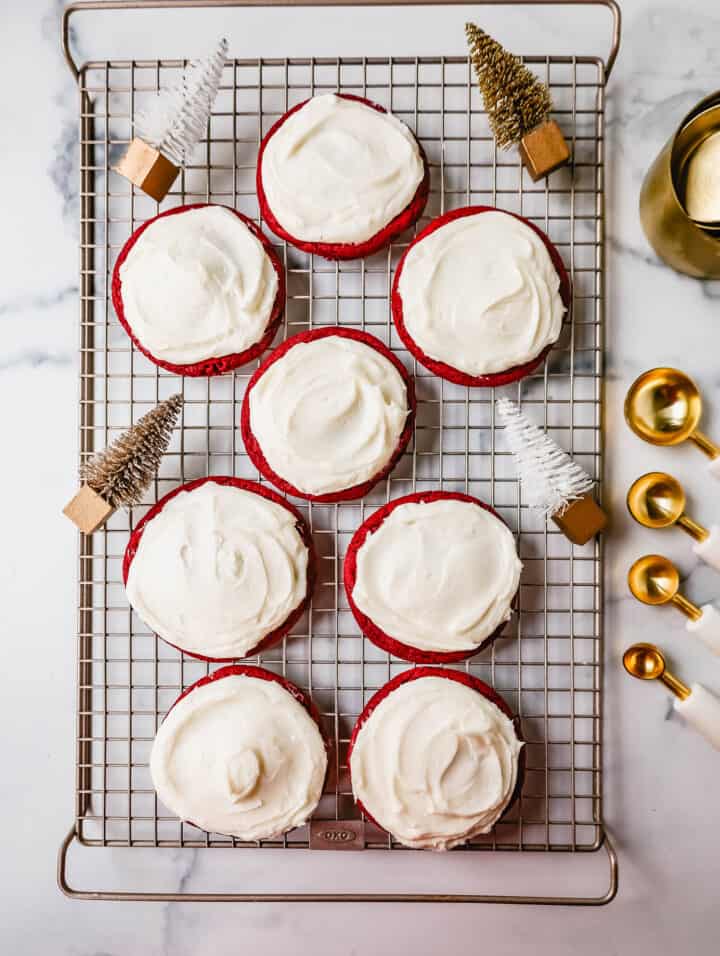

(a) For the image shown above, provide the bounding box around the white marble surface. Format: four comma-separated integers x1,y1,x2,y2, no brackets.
3,0,720,951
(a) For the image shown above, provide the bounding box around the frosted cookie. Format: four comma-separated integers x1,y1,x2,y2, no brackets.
257,93,429,260
344,491,521,662
123,477,313,660
112,204,284,376
241,327,415,502
392,206,570,387
349,669,524,850
151,666,327,841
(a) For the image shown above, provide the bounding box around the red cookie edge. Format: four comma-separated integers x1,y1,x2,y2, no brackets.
256,93,430,261
123,475,315,662
391,205,572,387
343,490,519,664
240,326,417,503
111,203,286,377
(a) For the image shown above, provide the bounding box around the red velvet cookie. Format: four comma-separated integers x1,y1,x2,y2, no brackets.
112,203,285,377
391,205,572,387
240,327,416,503
348,667,525,848
123,476,315,662
257,93,430,261
344,491,520,663
152,664,330,841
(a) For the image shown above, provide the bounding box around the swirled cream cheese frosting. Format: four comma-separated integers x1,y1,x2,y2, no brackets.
247,334,409,496
151,672,327,840
118,206,279,364
260,94,425,244
350,675,523,850
125,481,309,659
351,498,521,653
397,210,565,375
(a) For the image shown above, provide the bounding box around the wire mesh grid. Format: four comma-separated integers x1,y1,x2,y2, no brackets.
75,53,605,855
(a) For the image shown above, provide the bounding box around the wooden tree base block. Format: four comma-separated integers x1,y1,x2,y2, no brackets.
552,493,608,546
63,485,115,534
114,138,179,202
519,120,571,181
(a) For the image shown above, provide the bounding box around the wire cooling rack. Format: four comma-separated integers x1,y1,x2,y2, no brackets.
59,0,620,904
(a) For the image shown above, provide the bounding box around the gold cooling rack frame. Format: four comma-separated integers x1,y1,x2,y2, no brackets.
59,0,621,904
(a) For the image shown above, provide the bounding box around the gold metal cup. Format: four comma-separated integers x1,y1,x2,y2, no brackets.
624,368,720,462
639,92,720,277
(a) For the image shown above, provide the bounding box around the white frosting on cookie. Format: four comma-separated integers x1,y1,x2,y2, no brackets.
350,675,522,850
125,482,308,659
260,94,424,244
248,334,409,496
151,673,327,840
119,206,278,364
351,498,521,653
397,210,565,375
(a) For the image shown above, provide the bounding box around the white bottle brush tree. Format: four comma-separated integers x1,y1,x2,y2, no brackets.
135,37,228,167
496,398,607,546
496,397,593,516
115,38,228,201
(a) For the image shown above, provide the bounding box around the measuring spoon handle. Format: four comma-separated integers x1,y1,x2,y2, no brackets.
693,525,720,572
707,454,720,481
674,683,720,750
686,604,720,656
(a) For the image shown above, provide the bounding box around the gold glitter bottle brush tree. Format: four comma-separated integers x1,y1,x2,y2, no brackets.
63,394,183,534
628,554,720,658
496,397,607,545
465,23,570,181
115,38,228,202
623,643,720,751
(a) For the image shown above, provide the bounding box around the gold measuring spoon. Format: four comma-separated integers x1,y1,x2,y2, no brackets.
623,642,690,699
623,643,720,750
627,473,720,571
624,368,720,477
628,555,720,655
